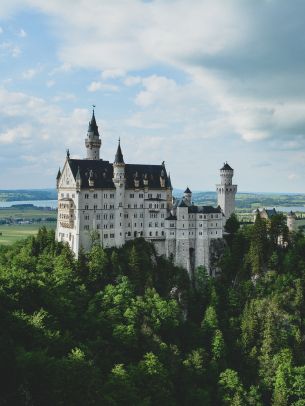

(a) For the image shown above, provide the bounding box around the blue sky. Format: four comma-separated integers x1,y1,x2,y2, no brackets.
1,0,305,192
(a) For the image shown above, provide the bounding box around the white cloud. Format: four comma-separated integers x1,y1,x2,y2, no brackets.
124,76,142,87
0,27,3,34
0,41,20,57
101,68,125,79
18,28,26,37
87,81,119,92
46,79,55,88
22,67,41,79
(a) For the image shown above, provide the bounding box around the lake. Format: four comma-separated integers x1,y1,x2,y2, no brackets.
0,200,58,209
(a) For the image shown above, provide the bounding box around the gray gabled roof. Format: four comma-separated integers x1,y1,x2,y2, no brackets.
67,159,171,190
184,187,192,194
188,205,222,214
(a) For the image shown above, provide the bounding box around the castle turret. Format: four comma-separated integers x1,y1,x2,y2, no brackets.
75,166,81,192
85,109,101,160
287,211,297,232
183,187,192,206
216,162,237,221
56,167,61,189
113,140,125,246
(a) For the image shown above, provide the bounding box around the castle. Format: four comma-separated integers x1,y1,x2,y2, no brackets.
56,110,237,276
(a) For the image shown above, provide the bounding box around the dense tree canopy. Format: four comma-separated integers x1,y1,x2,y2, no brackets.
1,222,305,405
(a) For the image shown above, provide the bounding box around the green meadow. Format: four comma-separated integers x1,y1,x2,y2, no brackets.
0,223,56,245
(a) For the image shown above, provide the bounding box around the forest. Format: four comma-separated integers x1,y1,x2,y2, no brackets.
1,213,305,405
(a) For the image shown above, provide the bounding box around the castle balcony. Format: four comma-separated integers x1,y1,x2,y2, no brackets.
149,208,160,213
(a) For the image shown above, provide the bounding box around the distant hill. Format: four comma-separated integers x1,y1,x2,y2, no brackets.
0,189,57,202
1,188,305,210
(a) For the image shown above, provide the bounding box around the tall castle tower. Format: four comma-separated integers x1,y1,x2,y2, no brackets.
85,109,101,160
112,140,126,247
216,162,237,221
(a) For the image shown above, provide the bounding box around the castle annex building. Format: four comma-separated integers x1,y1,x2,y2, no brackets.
56,111,237,276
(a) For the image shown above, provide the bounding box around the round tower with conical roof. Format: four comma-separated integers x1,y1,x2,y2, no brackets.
85,109,101,160
216,162,237,221
183,187,192,206
112,139,126,246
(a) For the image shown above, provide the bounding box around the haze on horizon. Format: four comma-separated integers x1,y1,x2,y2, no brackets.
0,1,305,193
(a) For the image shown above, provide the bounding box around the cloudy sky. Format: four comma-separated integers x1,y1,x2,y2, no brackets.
0,0,305,192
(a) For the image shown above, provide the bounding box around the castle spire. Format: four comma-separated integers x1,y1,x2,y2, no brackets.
114,138,124,164
85,106,101,160
88,107,100,137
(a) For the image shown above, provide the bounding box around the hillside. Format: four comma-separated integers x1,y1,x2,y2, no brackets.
1,219,305,405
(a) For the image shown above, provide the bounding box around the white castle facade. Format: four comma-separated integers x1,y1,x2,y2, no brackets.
56,111,237,276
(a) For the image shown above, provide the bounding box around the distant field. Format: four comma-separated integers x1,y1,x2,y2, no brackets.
0,207,57,220
0,223,56,245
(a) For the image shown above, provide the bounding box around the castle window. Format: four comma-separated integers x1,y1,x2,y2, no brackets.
96,214,100,220
149,203,152,208
204,215,206,219
216,223,218,226
110,224,114,229
110,214,114,219
104,234,108,238
140,222,143,227
104,204,108,209
110,194,114,198
97,224,100,229
130,194,134,198
155,222,158,227
161,213,164,218
93,193,98,199
216,231,218,234
128,232,131,237
170,223,175,227
149,222,152,227
85,194,89,199
161,222,164,227
84,225,89,230
85,205,89,210
140,204,144,208
104,224,108,229
182,216,184,219
162,231,164,236
139,193,144,198
157,193,161,198
161,203,164,208
94,205,97,210
104,214,108,219
134,223,137,227
134,204,137,208
124,214,128,218
140,213,144,218
200,223,202,227
104,194,108,198
211,215,213,219
148,193,152,198
134,213,137,218
85,215,89,220
110,204,114,209
128,223,131,227
110,233,115,238
149,232,152,236
183,224,184,228
119,202,122,207
156,231,158,236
